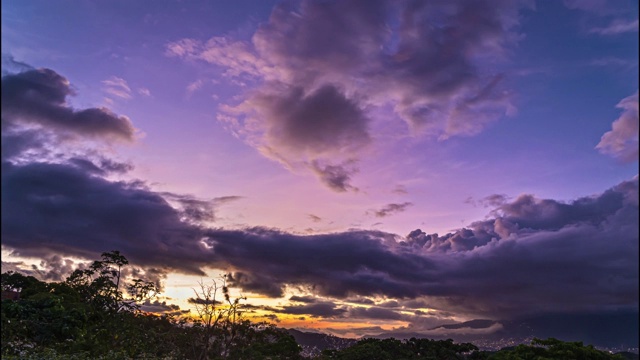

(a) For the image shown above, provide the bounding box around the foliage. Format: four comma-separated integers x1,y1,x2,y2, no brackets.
485,337,625,360
316,337,477,360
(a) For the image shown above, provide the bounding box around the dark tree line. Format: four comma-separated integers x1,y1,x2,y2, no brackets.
316,337,627,360
1,251,627,359
1,251,302,359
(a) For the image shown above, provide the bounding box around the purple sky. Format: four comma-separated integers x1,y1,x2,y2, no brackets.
1,0,638,338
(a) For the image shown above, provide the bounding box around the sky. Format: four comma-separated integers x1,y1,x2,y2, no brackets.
1,0,638,340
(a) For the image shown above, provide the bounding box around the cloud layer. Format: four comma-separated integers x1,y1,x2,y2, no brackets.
2,69,136,142
4,126,636,320
167,0,525,190
2,63,637,336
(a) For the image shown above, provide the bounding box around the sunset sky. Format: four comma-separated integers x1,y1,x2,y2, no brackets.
1,0,638,338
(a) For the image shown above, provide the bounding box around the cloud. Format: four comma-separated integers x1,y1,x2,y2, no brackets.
138,88,152,97
157,194,242,225
596,91,639,162
563,0,614,13
3,158,638,322
2,69,136,142
213,196,243,205
392,185,408,195
349,306,404,321
186,79,205,95
310,161,359,192
564,0,638,36
168,0,525,190
102,76,133,99
289,295,317,303
256,85,371,158
161,193,217,224
5,150,635,321
208,178,637,320
307,214,322,223
187,297,221,305
2,65,637,324
226,271,287,298
1,54,33,75
589,19,639,35
68,156,133,176
371,202,414,218
589,57,638,70
278,302,347,318
465,194,509,208
139,300,188,315
1,65,212,276
1,160,210,275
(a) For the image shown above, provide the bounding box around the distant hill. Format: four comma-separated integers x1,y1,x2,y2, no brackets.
287,328,357,357
500,311,639,349
430,319,497,330
615,352,640,360
361,311,639,351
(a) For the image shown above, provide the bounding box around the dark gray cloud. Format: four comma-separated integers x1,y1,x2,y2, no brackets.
344,297,375,305
371,202,414,218
226,271,286,298
349,306,404,321
161,193,216,224
1,128,49,161
171,0,525,190
2,68,135,142
139,300,188,315
1,66,209,276
1,54,34,75
290,295,317,303
213,196,243,205
158,194,243,225
203,227,431,299
205,178,637,320
253,85,371,157
1,255,81,282
1,160,210,275
278,302,347,318
187,297,222,305
310,161,359,192
68,157,133,176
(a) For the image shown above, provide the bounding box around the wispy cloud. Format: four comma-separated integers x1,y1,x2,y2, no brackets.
589,18,638,35
137,87,152,97
102,76,132,99
310,160,359,193
371,202,414,218
186,79,205,95
589,57,638,70
596,91,639,162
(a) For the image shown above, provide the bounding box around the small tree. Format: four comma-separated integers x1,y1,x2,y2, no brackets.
189,275,248,359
